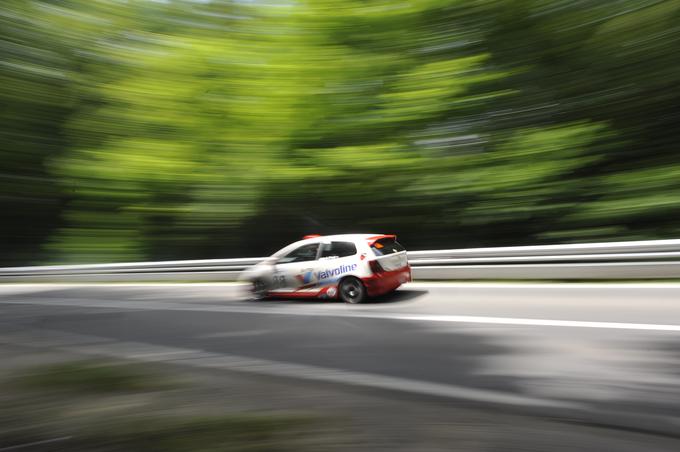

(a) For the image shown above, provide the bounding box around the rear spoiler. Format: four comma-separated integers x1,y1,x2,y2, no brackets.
366,234,396,246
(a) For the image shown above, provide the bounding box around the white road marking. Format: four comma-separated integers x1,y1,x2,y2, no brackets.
381,314,680,332
407,282,680,289
4,296,680,333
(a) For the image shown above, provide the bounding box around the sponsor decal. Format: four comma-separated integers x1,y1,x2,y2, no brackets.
296,269,314,285
294,263,358,290
317,263,357,280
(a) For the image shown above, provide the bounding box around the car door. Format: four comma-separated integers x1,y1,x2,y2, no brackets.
272,243,320,291
317,241,359,284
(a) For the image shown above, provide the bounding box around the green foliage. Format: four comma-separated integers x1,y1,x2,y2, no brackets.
78,415,311,452
2,0,680,264
4,358,314,452
16,360,172,393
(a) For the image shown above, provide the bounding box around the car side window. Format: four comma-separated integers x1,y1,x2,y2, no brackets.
320,241,357,259
278,243,319,263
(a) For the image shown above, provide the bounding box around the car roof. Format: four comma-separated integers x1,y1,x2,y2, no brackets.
313,233,381,241
304,233,397,243
271,234,395,256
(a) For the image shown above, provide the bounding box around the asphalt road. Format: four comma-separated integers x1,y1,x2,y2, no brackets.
2,282,680,435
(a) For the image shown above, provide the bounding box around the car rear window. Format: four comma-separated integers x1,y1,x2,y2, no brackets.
370,238,405,256
320,241,357,258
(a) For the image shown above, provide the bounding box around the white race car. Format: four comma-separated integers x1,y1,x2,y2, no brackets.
240,234,411,303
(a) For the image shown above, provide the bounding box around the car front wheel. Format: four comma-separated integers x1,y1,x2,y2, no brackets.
338,277,366,304
250,279,267,300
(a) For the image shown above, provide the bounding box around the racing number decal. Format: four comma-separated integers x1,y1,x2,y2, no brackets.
272,274,286,289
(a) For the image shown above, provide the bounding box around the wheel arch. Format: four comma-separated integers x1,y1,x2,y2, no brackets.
337,273,364,286
336,274,367,303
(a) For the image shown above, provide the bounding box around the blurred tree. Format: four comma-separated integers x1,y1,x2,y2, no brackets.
0,0,74,264
2,0,680,264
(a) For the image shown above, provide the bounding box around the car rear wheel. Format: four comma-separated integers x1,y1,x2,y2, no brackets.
339,277,366,304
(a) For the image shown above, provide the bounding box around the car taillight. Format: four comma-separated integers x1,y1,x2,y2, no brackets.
369,260,384,274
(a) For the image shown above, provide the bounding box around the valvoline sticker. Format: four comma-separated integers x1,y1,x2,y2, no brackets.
296,263,358,286
317,263,357,280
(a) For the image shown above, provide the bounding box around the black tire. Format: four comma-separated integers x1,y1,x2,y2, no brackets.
338,277,366,304
250,279,267,300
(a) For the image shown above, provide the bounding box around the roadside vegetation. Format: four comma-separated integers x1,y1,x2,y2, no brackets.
3,0,680,265
1,360,317,451
14,360,174,393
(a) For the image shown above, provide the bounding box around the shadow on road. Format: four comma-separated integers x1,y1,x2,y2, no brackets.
260,288,428,305
365,289,429,304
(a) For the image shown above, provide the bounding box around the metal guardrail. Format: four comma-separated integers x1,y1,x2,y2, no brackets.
2,239,680,281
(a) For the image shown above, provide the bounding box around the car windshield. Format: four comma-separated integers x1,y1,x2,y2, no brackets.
370,238,405,256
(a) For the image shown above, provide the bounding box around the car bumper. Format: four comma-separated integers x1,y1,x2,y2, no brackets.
362,265,411,297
